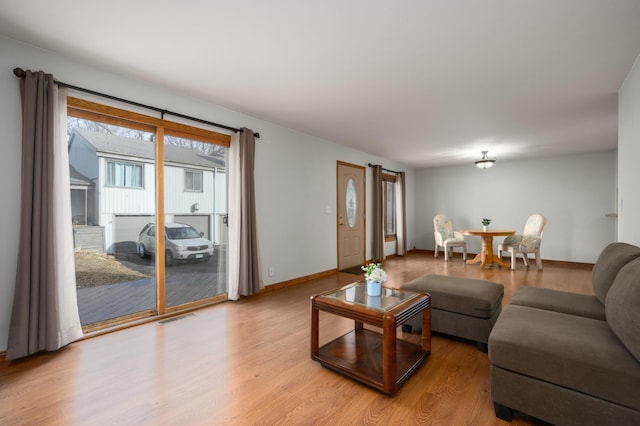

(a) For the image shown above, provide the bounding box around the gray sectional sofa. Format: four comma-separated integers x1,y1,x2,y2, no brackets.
488,242,640,425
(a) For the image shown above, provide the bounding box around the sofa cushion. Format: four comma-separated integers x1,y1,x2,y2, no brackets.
592,242,640,303
489,304,640,411
606,258,640,363
401,274,503,319
510,287,605,320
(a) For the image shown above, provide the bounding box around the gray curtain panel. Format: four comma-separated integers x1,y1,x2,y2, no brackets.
396,171,407,256
237,128,260,296
7,71,68,359
371,164,384,262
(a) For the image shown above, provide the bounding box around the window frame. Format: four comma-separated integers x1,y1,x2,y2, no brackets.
105,159,145,189
382,173,397,241
184,168,204,192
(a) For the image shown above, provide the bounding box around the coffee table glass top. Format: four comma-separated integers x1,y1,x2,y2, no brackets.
323,283,419,312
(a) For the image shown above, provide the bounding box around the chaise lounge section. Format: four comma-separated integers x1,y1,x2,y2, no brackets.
488,242,640,425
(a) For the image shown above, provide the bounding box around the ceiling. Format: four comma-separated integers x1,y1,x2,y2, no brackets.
2,1,640,168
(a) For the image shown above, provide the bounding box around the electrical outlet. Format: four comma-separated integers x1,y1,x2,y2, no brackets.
269,266,275,277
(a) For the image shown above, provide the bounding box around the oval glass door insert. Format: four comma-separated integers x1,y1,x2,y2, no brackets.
346,178,357,228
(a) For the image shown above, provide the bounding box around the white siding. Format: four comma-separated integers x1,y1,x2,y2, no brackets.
98,156,155,250
98,156,156,216
214,170,227,244
164,165,215,215
214,170,227,214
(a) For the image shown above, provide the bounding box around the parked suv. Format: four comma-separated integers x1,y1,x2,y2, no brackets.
137,222,214,266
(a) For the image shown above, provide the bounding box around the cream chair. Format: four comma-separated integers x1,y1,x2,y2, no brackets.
433,214,467,261
498,213,547,270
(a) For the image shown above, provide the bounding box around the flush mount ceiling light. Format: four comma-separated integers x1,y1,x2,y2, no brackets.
475,151,496,169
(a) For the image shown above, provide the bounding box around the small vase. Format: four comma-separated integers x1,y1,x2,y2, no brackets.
482,225,488,232
367,280,382,297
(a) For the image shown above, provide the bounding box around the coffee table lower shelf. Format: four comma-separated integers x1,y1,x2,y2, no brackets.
314,328,429,393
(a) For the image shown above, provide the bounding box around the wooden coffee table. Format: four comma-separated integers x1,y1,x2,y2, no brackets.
310,282,431,395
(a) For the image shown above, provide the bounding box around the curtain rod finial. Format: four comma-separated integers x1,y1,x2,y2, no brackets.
13,67,26,78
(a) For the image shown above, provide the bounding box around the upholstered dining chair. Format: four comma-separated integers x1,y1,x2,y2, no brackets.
498,213,547,270
433,214,467,261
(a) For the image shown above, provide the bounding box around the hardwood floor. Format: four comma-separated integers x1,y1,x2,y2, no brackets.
0,251,593,425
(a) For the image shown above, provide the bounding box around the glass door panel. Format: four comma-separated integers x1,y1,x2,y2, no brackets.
163,135,227,307
67,118,157,327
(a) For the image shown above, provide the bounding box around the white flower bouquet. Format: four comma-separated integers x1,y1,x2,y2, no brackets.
361,263,387,283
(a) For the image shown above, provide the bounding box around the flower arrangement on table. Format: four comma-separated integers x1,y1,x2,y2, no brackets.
481,218,492,227
362,263,387,297
361,262,387,283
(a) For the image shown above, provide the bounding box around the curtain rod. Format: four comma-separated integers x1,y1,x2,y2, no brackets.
367,163,400,174
13,67,260,139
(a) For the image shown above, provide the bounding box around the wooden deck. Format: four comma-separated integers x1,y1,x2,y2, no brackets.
76,272,226,324
75,244,228,325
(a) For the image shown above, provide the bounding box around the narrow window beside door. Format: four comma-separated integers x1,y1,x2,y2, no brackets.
383,173,396,240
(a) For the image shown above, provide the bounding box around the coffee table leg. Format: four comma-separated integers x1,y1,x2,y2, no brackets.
310,298,319,358
382,313,397,395
422,305,431,353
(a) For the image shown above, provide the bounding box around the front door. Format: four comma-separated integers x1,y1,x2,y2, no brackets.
337,161,365,270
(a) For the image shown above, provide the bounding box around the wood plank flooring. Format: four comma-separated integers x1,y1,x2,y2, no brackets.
0,251,593,425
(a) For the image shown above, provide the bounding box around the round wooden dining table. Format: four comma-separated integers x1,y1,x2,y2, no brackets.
462,230,515,269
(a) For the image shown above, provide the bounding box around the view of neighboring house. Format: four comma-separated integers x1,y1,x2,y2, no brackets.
70,164,95,226
67,129,228,254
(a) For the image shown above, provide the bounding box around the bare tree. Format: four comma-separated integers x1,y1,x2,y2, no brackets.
67,117,225,158
67,117,154,141
164,135,225,157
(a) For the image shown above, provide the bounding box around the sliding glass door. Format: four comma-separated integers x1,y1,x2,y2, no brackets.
67,99,229,330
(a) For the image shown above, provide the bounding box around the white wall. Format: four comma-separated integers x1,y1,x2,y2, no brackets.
255,132,415,281
414,151,617,263
619,52,640,245
0,36,414,351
